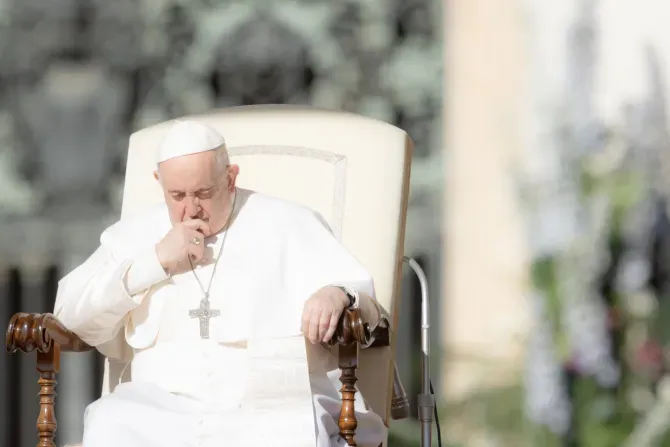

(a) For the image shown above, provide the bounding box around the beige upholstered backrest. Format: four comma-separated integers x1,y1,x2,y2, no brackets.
106,105,412,424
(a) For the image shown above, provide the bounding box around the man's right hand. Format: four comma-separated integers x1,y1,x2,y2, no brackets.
155,219,211,274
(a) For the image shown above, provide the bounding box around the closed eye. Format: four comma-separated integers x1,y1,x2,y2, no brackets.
196,189,214,199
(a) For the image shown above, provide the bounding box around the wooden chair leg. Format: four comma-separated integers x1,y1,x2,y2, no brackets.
36,343,59,447
338,342,359,446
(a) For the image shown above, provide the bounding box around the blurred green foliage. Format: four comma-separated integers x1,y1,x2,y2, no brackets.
386,153,670,445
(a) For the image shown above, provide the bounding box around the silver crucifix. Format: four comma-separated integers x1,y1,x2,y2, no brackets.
189,298,221,339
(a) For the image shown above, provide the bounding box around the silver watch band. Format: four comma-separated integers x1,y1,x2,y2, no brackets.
337,286,359,309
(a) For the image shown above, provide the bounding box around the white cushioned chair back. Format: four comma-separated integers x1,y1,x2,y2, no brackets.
102,105,412,424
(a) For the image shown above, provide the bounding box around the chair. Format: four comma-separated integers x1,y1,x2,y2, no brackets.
6,104,413,447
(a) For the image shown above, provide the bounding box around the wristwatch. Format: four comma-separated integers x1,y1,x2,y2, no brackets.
337,286,359,310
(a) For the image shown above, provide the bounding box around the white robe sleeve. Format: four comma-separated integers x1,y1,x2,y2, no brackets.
283,209,383,328
54,237,169,348
284,209,388,446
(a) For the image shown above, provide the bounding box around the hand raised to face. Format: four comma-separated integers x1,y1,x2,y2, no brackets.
155,219,211,275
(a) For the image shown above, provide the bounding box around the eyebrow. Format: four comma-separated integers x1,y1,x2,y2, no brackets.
168,186,214,194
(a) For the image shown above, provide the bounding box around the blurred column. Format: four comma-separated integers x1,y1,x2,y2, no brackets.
442,0,531,401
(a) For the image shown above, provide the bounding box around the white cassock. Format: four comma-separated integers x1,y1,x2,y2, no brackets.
54,188,387,447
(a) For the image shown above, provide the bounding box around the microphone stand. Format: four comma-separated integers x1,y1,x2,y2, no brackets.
403,256,435,447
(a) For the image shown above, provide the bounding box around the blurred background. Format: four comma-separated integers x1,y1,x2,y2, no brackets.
2,0,670,446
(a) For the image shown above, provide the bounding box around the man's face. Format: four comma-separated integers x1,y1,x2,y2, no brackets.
155,151,239,237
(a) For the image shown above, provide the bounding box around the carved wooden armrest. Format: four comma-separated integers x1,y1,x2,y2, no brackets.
329,309,409,446
5,311,408,447
6,312,93,447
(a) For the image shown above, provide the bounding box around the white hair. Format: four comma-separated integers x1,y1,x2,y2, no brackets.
215,145,230,172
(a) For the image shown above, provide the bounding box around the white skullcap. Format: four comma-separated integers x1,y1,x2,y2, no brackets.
156,119,226,165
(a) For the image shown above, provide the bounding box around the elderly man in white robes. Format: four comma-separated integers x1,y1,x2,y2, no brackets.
54,120,387,447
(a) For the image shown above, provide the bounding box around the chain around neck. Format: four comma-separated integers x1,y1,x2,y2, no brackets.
188,188,238,301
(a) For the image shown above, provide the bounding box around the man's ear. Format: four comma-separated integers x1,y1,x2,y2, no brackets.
153,170,160,181
228,164,240,190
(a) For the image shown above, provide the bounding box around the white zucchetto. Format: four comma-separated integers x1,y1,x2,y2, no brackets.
156,120,226,165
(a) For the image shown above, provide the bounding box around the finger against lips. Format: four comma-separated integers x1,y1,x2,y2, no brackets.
184,219,211,234
183,218,204,227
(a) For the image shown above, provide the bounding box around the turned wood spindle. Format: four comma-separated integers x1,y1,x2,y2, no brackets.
6,313,93,447
338,342,359,446
36,343,59,447
7,311,409,447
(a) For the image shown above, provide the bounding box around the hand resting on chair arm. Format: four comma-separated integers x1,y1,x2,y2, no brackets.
301,285,383,345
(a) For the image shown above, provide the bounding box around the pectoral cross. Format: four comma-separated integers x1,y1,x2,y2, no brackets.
189,297,220,339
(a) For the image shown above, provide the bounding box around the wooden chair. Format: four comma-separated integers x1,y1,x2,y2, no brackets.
6,105,413,447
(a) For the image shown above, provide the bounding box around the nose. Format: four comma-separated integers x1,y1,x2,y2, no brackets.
184,196,199,218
